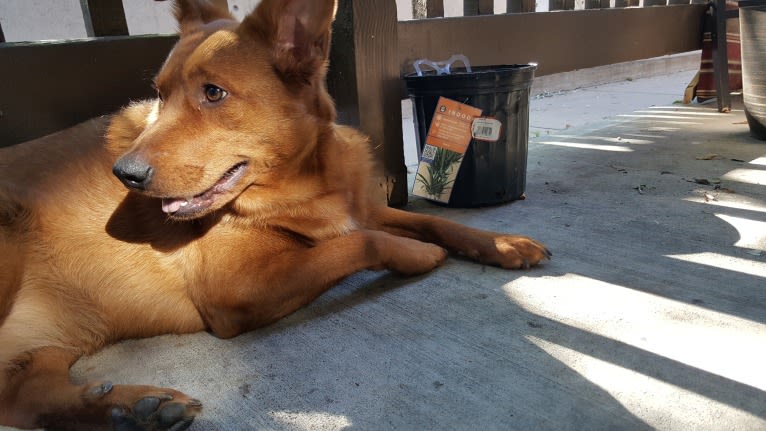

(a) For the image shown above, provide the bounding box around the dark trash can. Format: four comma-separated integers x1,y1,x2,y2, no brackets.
405,64,537,207
740,5,766,141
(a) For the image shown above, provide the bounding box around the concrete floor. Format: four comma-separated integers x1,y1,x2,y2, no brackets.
7,70,766,430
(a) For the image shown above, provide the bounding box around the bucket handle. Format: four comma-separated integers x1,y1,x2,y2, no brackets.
413,54,472,77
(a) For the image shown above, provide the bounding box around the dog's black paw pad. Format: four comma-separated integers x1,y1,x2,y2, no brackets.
157,402,188,428
134,397,162,420
111,407,143,431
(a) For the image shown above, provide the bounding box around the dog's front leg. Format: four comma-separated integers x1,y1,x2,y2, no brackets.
198,229,447,339
370,206,551,269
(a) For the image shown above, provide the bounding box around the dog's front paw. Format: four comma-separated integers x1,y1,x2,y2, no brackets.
474,235,551,269
78,381,201,431
110,393,201,431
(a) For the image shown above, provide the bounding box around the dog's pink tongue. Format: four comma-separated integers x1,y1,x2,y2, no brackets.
161,198,186,214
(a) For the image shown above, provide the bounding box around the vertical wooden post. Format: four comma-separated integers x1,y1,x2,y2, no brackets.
328,0,408,206
413,0,445,18
507,0,536,13
79,0,129,37
464,0,495,15
711,0,731,112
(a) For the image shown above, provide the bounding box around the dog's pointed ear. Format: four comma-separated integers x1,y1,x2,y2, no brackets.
242,0,337,82
174,0,233,33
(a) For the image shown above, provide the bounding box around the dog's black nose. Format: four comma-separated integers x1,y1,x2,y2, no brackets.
113,155,154,191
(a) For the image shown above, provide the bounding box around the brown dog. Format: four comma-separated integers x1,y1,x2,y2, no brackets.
0,0,549,429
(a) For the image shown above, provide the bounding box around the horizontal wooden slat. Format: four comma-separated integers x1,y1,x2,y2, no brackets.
398,4,706,77
2,5,707,150
0,36,178,147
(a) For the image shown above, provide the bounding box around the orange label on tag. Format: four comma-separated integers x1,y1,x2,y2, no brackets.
425,97,483,154
412,97,483,203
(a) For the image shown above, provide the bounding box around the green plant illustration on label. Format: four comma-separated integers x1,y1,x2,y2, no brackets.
415,146,463,201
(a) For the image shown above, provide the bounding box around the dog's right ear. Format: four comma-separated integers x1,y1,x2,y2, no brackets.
173,0,233,33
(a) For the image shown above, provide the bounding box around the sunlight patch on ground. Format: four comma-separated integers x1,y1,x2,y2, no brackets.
667,252,766,278
645,126,680,132
634,109,725,117
526,336,766,430
750,157,766,166
617,114,704,123
621,133,667,139
643,106,744,114
270,411,352,430
537,141,633,152
505,274,766,391
722,168,766,185
715,214,766,251
546,135,654,145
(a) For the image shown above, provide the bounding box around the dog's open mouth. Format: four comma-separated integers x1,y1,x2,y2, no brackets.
161,162,248,218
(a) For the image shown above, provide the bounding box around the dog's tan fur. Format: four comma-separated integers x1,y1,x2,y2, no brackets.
0,0,549,429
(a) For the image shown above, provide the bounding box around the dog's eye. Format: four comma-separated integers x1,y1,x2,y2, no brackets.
203,84,227,103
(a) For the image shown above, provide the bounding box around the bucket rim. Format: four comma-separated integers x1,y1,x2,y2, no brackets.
404,63,537,80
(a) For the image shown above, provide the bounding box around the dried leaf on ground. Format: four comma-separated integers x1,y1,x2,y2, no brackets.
696,153,724,160
690,178,721,185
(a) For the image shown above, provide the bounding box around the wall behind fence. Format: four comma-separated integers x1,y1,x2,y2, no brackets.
0,0,506,41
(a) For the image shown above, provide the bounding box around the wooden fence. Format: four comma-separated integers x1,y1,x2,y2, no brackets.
0,0,706,206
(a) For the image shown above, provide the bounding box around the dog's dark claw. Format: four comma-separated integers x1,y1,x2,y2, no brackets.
88,381,114,398
167,417,195,431
545,248,553,258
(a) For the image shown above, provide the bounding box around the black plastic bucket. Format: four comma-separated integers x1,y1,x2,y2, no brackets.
740,5,766,141
405,64,537,207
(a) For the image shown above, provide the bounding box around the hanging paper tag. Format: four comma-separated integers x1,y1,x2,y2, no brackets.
413,97,482,203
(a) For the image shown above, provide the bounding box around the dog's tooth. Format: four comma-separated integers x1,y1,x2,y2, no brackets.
181,201,189,207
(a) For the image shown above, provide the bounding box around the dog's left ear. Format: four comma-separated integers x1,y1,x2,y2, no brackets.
174,0,234,33
242,0,337,83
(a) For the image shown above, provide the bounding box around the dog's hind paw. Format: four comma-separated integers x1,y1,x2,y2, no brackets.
108,392,201,431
